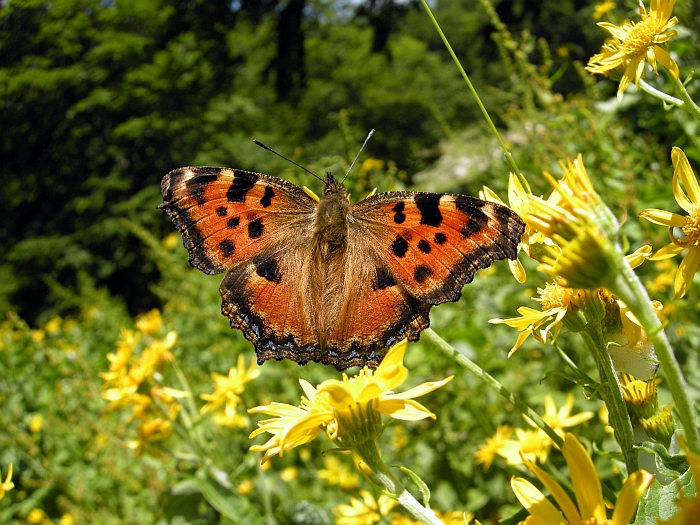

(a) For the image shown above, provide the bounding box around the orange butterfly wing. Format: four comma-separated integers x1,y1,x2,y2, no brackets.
159,167,315,274
352,192,525,304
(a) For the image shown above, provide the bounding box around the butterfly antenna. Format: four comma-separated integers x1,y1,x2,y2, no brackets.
342,129,374,183
252,139,325,184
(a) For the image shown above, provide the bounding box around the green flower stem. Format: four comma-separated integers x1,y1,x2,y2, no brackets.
607,261,700,455
668,74,700,120
579,326,638,474
353,440,443,525
637,79,683,106
419,0,528,191
422,328,562,448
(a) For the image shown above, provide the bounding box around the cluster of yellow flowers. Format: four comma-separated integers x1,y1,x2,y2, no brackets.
200,354,260,428
475,394,593,469
100,309,186,450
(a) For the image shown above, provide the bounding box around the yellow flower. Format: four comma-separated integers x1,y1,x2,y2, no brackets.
280,466,298,482
511,433,654,525
318,455,360,490
29,414,44,433
489,282,581,356
100,328,139,386
137,417,172,443
491,396,593,466
434,510,475,525
640,147,700,299
593,1,616,20
586,0,679,101
475,425,513,470
59,513,76,525
135,309,163,334
27,509,48,524
0,464,14,500
498,428,553,465
236,479,254,494
537,394,594,436
248,340,452,463
334,490,397,525
201,354,260,413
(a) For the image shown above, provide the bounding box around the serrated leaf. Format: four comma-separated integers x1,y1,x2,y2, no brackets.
194,468,260,523
634,468,696,524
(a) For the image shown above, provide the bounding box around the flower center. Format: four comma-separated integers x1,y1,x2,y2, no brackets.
682,205,700,246
537,282,573,310
622,18,658,56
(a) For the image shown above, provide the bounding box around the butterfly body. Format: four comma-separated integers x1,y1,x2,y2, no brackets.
159,167,525,370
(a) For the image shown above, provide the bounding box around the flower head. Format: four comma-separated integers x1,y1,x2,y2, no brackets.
640,147,700,299
334,490,397,525
586,0,679,100
248,340,452,463
512,433,654,524
201,354,260,416
475,425,513,470
489,282,583,356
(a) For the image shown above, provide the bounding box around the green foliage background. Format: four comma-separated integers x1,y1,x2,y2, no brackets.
1,0,699,523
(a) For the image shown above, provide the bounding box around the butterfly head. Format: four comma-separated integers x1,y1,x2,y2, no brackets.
323,172,348,199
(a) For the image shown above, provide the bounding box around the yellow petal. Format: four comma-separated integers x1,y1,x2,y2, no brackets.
653,45,679,79
674,248,700,299
377,399,436,420
649,242,685,260
611,470,654,525
638,208,687,227
523,458,581,524
672,147,700,212
562,434,606,521
509,258,527,284
384,376,453,401
511,477,566,524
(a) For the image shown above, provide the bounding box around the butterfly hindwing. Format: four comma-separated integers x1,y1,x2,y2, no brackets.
352,192,525,305
159,167,315,275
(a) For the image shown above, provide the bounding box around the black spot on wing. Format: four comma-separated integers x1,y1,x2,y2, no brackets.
391,236,408,257
227,172,259,203
248,218,264,239
219,240,235,257
254,254,282,283
415,194,443,227
216,206,227,217
417,240,431,254
374,267,397,290
260,186,275,208
392,202,406,224
434,232,447,244
414,265,433,284
227,217,240,229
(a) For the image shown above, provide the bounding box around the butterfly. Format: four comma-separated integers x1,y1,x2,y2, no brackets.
159,165,525,370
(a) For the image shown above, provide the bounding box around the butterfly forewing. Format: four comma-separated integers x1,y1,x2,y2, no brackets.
351,192,525,305
159,167,316,275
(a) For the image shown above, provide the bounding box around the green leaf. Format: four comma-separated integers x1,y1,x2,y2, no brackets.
634,468,696,524
194,468,260,523
396,465,431,507
637,441,689,478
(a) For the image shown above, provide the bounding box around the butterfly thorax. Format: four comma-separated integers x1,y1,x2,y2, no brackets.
313,174,350,259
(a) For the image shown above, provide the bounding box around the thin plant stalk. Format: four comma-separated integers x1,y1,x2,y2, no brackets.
354,440,443,525
419,0,528,191
607,262,700,455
